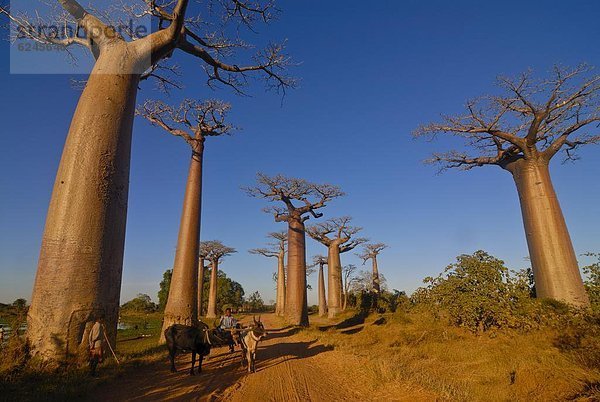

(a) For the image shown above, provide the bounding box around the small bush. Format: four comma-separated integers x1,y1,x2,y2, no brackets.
412,250,537,332
120,294,158,313
379,290,411,313
0,313,29,378
582,253,600,311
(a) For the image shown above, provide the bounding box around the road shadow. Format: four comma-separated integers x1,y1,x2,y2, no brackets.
340,327,363,335
265,325,294,332
317,312,367,332
256,339,334,371
263,326,302,340
86,345,247,402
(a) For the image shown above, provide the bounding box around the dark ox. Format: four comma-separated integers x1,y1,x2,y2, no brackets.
165,323,212,375
165,322,235,375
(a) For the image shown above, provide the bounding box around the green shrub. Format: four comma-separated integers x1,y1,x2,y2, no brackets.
121,294,158,313
582,253,600,311
412,250,537,332
379,290,410,313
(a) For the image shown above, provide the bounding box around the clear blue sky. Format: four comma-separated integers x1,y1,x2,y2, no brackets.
1,0,599,305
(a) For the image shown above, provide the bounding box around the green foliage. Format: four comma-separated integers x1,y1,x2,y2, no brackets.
201,269,245,315
413,250,536,332
380,290,410,313
121,294,158,313
351,291,376,313
582,253,600,310
11,299,27,310
157,269,172,311
159,266,245,316
245,291,265,312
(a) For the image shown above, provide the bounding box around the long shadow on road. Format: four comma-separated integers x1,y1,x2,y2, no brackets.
86,346,247,402
88,321,333,401
257,339,334,372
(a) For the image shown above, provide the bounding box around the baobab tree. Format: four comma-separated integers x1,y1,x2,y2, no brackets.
342,264,359,311
200,240,236,319
138,99,233,337
307,217,367,318
358,243,388,296
415,65,600,307
311,255,328,317
246,174,344,326
198,253,209,317
249,231,287,316
3,0,294,361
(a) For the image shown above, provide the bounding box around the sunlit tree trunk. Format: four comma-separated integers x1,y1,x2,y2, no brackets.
276,250,286,316
159,143,203,342
27,46,141,361
206,260,219,318
286,218,308,326
507,159,589,306
318,263,327,317
372,256,380,293
327,243,343,318
198,256,206,318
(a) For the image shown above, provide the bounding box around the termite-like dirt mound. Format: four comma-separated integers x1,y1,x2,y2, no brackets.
89,314,433,401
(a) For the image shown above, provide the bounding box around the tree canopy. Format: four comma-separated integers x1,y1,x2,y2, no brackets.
246,173,344,223
415,65,600,171
121,293,158,313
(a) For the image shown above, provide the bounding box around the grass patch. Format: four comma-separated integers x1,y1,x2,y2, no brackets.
304,310,600,401
0,311,167,401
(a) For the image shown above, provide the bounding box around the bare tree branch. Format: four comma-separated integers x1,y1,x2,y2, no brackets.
245,173,344,223
3,0,296,95
200,240,236,263
136,98,234,150
357,243,388,264
415,65,600,170
249,230,287,258
307,216,368,252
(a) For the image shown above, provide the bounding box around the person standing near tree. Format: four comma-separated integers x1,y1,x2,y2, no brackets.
88,318,104,377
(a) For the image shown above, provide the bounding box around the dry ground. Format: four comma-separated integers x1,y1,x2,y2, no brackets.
84,310,600,401
89,314,434,401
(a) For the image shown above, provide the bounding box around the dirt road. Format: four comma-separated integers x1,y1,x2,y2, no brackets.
91,314,431,401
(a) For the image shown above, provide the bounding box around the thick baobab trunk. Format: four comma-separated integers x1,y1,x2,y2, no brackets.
206,260,219,318
275,251,286,316
372,257,380,294
27,45,141,362
327,244,343,318
286,218,308,326
509,160,589,307
160,146,204,342
198,256,206,318
318,264,327,317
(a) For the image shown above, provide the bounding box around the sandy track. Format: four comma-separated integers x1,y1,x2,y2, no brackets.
90,314,432,401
